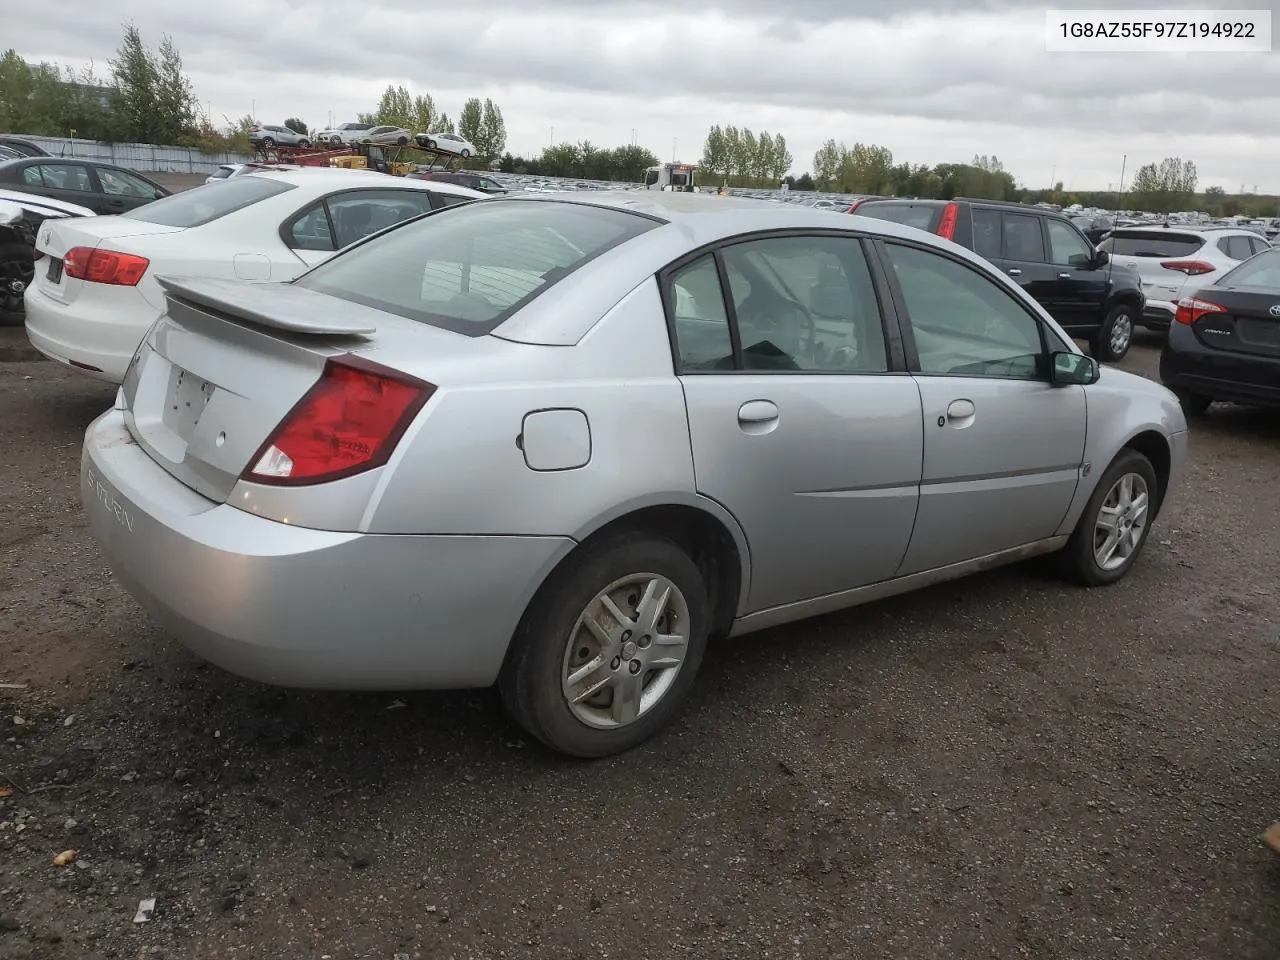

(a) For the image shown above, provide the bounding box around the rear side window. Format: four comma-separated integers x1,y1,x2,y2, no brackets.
123,176,295,227
295,199,658,335
1001,213,1045,262
972,208,1002,259
858,202,939,232
1101,231,1204,258
1218,235,1254,261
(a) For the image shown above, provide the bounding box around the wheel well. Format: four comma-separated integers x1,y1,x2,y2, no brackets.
1109,292,1143,314
576,505,743,640
1123,430,1171,512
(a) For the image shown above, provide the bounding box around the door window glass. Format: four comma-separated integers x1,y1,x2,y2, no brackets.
1046,219,1093,266
287,203,334,251
885,242,1045,380
97,168,160,199
326,190,434,248
21,166,42,187
720,235,887,372
1002,213,1046,262
669,255,734,371
34,163,92,192
971,208,1002,260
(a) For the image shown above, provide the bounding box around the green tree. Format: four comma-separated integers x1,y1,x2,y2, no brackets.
411,94,436,133
480,98,506,157
0,50,35,132
283,117,308,135
154,35,196,145
700,125,728,180
435,111,456,135
109,24,158,142
771,133,792,181
1129,156,1197,213
458,97,483,148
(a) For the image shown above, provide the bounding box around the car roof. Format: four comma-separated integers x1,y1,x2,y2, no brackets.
246,167,486,197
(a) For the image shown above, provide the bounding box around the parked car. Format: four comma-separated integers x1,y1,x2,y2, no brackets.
1097,225,1271,330
313,122,376,146
205,163,299,184
360,125,413,146
0,158,170,216
248,124,311,149
850,197,1145,361
24,168,483,382
406,170,508,194
414,132,477,157
0,145,21,161
78,192,1188,758
0,136,51,158
0,188,95,326
1159,245,1280,414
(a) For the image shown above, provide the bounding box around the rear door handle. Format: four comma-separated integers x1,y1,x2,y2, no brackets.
737,399,778,424
1007,268,1022,277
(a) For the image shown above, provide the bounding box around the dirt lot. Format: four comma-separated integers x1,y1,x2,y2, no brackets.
1,333,1279,960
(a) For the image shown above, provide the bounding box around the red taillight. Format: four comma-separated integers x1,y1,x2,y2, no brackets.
1160,259,1215,276
935,202,959,241
243,356,435,486
63,247,149,286
1174,297,1226,326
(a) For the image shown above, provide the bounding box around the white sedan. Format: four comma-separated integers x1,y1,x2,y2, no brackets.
23,168,484,383
414,132,478,157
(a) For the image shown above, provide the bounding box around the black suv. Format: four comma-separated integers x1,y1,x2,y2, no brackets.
849,197,1144,362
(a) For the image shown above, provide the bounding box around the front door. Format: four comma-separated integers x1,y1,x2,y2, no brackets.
667,234,923,613
1044,217,1109,333
878,239,1087,575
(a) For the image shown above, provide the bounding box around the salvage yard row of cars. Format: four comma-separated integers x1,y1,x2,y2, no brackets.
3,158,1278,755
250,120,479,158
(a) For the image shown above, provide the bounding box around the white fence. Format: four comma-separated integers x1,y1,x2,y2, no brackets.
9,135,255,175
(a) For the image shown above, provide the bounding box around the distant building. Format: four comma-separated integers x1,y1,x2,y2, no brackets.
27,64,112,110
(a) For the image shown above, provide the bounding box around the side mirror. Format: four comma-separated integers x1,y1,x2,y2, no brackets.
1093,249,1110,267
1067,253,1092,268
1051,351,1100,386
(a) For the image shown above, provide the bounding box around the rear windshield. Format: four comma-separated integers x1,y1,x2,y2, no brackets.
1100,231,1204,258
857,202,939,232
295,198,659,335
1219,248,1280,288
122,176,295,228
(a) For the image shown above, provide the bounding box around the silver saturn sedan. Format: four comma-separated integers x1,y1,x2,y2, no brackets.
81,192,1189,757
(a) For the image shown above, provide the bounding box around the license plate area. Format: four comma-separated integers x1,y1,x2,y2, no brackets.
163,366,215,440
46,258,63,283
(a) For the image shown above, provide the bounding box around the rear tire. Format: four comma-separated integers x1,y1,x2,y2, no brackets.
499,531,709,758
461,148,471,158
1060,449,1158,587
261,137,276,148
298,139,311,149
397,136,408,146
0,241,33,327
1091,304,1135,363
1171,388,1212,417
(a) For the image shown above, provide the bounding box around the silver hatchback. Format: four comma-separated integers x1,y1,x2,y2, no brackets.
81,193,1188,757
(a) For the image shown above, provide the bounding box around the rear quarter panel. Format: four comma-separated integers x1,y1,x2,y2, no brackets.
363,280,700,538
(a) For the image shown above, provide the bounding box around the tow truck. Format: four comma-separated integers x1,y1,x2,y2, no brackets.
254,141,468,178
642,162,698,192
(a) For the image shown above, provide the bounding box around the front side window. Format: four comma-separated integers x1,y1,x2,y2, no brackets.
295,199,657,335
720,235,887,373
1219,247,1280,288
1045,219,1093,266
885,242,1045,380
97,168,160,199
1002,213,1045,262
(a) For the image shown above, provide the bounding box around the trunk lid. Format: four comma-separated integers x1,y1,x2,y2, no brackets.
1186,285,1280,360
35,216,185,306
121,277,490,504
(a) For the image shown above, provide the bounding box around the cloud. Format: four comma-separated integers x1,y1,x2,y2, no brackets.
8,0,1280,190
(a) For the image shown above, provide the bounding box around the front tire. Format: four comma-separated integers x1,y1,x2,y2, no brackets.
1060,450,1158,586
261,137,276,148
499,531,710,758
298,139,311,149
1091,304,1135,363
460,148,471,158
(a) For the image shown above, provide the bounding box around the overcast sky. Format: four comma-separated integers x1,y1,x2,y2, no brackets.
9,0,1280,190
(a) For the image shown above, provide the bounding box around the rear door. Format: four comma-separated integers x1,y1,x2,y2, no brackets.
670,232,923,613
995,210,1059,307
878,238,1086,574
24,162,101,212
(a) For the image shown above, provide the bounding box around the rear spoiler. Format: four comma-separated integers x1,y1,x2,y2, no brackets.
157,276,377,336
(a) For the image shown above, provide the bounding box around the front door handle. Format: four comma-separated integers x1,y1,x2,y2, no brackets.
946,399,975,421
1007,268,1022,277
1058,272,1072,279
738,399,778,424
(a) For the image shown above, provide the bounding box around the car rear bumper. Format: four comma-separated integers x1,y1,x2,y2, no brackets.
82,407,575,690
1159,322,1280,407
24,282,152,384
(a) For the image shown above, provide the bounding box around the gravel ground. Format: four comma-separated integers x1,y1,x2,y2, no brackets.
2,334,1279,960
